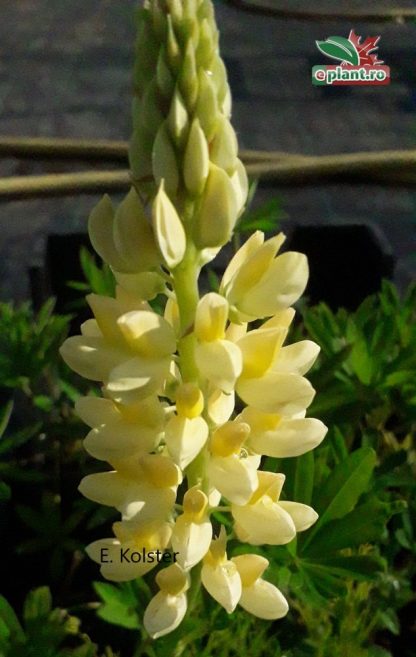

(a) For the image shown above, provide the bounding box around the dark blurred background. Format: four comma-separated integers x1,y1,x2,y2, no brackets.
0,0,415,302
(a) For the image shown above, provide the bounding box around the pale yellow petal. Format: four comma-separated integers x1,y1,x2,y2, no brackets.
144,591,187,639
60,336,128,382
221,231,264,293
171,517,212,569
248,417,327,458
239,580,289,620
117,310,176,357
225,234,285,306
238,327,287,378
207,389,235,426
231,554,269,586
80,319,102,337
240,252,308,317
194,293,228,342
85,538,156,581
75,396,120,428
232,500,296,545
237,372,315,415
106,356,171,403
114,271,165,301
195,340,242,393
272,340,320,376
278,501,319,532
165,415,209,469
208,455,259,505
201,561,242,613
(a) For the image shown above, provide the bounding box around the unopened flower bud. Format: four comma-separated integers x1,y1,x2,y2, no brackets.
168,88,190,148
152,123,179,196
152,181,186,269
184,119,209,196
113,188,160,273
193,164,238,248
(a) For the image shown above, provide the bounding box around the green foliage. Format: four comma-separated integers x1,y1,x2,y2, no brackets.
93,581,149,630
0,587,98,657
0,300,70,391
67,248,116,299
1,276,415,656
235,198,286,235
300,281,416,438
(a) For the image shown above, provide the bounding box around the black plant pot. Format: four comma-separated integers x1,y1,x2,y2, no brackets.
285,223,395,311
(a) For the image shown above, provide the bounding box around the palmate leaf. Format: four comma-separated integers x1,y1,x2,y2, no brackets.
316,36,359,65
93,582,142,630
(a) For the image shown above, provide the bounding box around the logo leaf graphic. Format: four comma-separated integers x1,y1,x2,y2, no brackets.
316,36,359,66
348,30,383,66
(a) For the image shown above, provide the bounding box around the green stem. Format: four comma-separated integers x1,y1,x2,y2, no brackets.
172,243,200,382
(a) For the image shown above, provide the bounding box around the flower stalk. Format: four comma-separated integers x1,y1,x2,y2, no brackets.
60,0,327,640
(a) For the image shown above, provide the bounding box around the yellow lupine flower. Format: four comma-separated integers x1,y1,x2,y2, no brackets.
61,0,328,639
232,472,318,545
207,421,260,505
144,564,190,639
220,231,308,322
171,487,212,569
201,527,242,613
194,292,242,393
235,311,319,415
240,406,327,458
60,292,176,403
75,395,165,463
164,382,209,468
86,519,172,582
232,555,289,620
79,453,181,522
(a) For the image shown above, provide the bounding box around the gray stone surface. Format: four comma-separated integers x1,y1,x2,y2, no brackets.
0,0,415,300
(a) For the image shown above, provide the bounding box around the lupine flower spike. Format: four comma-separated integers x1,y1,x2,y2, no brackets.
60,0,327,639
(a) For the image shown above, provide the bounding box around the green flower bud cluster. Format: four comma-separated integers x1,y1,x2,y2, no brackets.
130,0,248,249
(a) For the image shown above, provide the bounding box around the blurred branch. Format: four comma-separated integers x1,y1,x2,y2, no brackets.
246,150,416,183
224,0,416,23
0,170,130,200
0,136,128,163
1,143,416,199
0,135,292,164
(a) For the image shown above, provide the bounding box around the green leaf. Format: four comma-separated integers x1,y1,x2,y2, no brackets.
0,594,25,643
0,399,13,439
93,582,140,630
302,554,385,581
302,447,376,552
0,422,42,456
379,608,400,635
316,36,359,65
293,452,314,505
33,395,54,412
23,587,52,623
236,199,286,234
346,318,375,385
368,648,393,657
300,562,347,600
0,480,11,501
304,497,405,556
